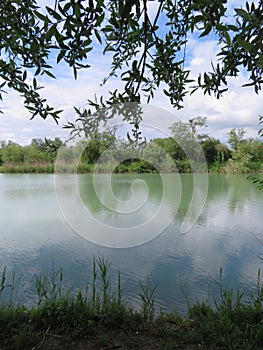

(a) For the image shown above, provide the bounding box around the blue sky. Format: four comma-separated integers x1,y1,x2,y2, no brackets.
0,0,262,146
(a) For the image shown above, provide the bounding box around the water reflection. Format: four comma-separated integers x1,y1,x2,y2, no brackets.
0,174,262,314
55,173,181,247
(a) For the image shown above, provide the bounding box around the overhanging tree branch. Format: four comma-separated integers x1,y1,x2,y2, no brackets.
0,0,262,123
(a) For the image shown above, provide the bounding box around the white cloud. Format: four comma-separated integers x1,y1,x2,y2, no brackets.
21,128,33,133
0,132,15,140
187,39,220,75
191,57,205,66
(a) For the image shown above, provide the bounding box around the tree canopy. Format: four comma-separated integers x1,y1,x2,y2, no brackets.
0,0,262,124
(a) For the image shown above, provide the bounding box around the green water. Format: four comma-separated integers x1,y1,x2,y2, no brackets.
0,173,262,313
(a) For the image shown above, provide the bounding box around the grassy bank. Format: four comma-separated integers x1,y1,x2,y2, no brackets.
1,159,263,174
0,163,54,174
1,259,263,349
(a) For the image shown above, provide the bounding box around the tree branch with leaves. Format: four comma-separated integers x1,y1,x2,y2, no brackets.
0,0,262,125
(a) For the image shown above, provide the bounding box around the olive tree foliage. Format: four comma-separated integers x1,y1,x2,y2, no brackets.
0,0,262,127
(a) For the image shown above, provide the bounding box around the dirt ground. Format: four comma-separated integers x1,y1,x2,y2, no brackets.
36,328,196,350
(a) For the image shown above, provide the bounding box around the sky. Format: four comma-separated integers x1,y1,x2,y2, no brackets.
0,0,262,146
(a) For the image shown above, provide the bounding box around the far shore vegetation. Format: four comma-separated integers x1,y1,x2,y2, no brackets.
1,258,263,350
0,118,262,174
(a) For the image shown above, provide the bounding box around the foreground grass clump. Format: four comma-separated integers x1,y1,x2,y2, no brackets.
0,260,263,350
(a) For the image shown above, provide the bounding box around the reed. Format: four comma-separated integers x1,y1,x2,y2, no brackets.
0,260,263,349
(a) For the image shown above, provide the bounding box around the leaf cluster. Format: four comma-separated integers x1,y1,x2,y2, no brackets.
0,0,262,123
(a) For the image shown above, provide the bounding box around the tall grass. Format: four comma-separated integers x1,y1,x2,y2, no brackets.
0,163,54,173
0,266,16,306
0,260,263,349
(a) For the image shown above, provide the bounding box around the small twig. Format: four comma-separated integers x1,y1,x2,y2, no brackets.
36,325,62,349
134,0,148,97
102,346,121,350
36,325,51,349
36,335,46,350
45,331,62,338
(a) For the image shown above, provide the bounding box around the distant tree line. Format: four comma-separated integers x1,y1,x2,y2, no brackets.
0,118,262,174
0,138,62,173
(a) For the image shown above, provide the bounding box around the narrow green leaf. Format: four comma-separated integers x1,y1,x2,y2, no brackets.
23,70,27,81
163,89,170,97
193,15,204,25
224,32,231,46
33,78,37,90
237,37,253,52
74,3,81,18
35,11,49,23
57,50,65,63
46,7,62,21
94,30,102,44
234,8,251,21
64,2,72,12
199,24,212,38
73,65,77,79
46,24,56,42
242,81,255,87
227,24,238,31
43,70,56,79
216,23,227,31
96,13,105,27
54,28,64,43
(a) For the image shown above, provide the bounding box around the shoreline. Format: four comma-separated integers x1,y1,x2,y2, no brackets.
0,164,263,174
1,260,263,349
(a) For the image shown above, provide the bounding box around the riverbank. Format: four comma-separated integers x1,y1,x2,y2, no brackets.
1,260,263,349
0,160,262,174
